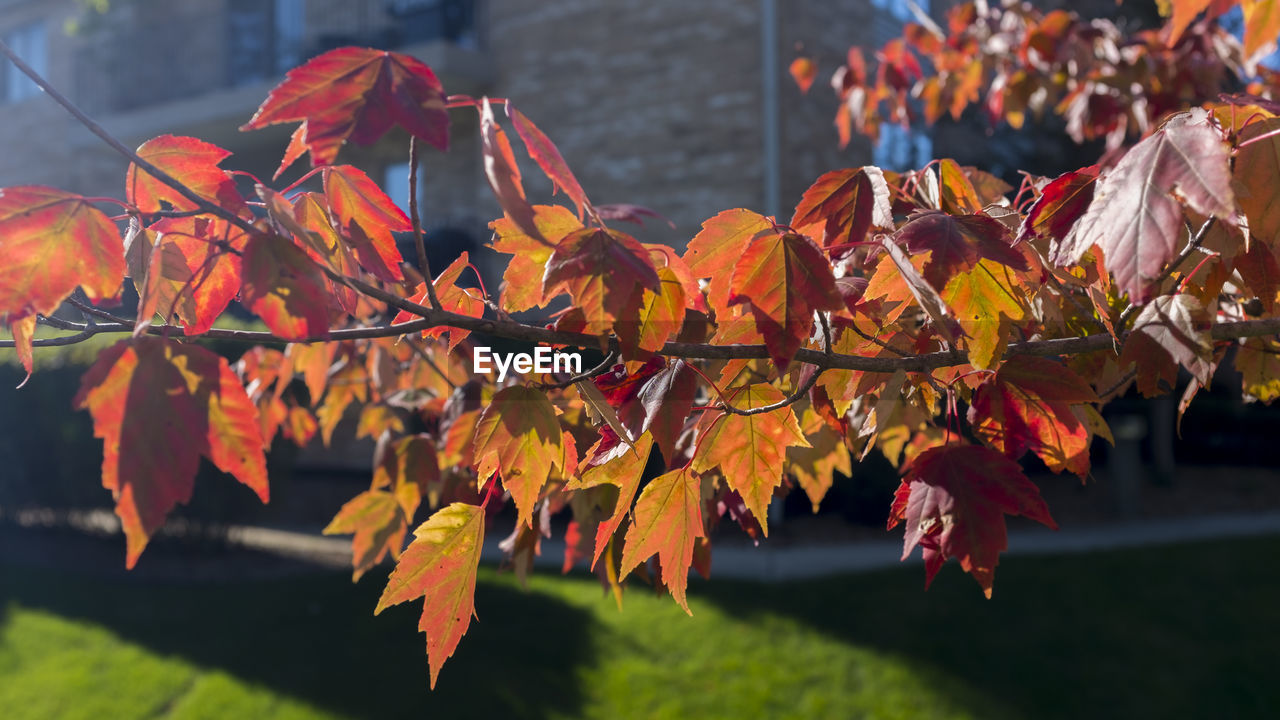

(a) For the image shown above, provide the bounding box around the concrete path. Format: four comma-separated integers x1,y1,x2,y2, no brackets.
225,510,1280,582
10,507,1280,582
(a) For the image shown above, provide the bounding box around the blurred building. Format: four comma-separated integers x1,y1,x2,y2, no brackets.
0,0,926,258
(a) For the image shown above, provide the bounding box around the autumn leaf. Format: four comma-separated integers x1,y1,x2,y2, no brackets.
888,443,1057,597
283,404,318,446
324,165,410,283
0,186,123,363
508,104,590,219
619,467,704,614
324,490,405,581
786,407,852,512
145,216,246,335
727,230,843,368
1237,337,1280,402
280,190,362,314
1121,293,1214,395
543,227,660,334
684,209,775,315
937,159,984,215
278,342,335,406
567,433,654,569
73,336,269,567
896,210,1028,290
241,46,448,170
133,227,194,336
789,56,817,93
481,97,541,243
393,252,485,351
691,384,809,535
619,265,687,357
375,502,485,689
240,233,332,341
317,360,369,446
489,204,584,312
9,313,35,377
942,259,1028,369
375,434,438,513
876,235,959,343
1016,165,1098,244
126,135,244,215
356,404,405,440
1165,0,1217,47
1052,110,1235,302
596,204,675,228
1234,118,1280,246
260,187,349,278
326,432,439,580
1243,0,1280,59
790,167,893,251
630,359,699,466
969,356,1097,476
1236,243,1280,313
473,385,565,528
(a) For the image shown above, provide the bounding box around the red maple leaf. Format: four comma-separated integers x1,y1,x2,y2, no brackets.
888,443,1057,597
241,47,449,171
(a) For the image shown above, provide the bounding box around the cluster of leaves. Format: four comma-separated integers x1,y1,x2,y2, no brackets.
3,9,1280,686
790,0,1280,149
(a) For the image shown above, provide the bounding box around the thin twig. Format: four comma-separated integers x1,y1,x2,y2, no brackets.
1117,218,1216,326
403,336,457,389
849,322,909,357
408,137,441,309
0,39,259,238
537,346,618,390
66,298,132,327
718,314,833,417
1098,368,1138,402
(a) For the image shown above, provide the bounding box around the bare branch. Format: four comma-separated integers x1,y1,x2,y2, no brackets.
11,301,1280,377
407,137,442,310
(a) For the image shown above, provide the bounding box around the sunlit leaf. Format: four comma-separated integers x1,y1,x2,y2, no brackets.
241,46,448,169
73,337,269,567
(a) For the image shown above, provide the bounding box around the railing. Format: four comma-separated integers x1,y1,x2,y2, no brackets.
73,0,479,115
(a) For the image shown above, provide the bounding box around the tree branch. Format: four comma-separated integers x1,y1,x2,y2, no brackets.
0,39,260,238
11,309,1280,375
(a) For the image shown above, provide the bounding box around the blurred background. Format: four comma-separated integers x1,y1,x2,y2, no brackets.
0,0,1278,718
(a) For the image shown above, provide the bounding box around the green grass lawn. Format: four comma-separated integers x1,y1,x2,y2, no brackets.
0,535,1276,720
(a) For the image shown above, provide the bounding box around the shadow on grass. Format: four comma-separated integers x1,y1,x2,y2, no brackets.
4,530,1278,719
0,551,596,720
694,534,1280,720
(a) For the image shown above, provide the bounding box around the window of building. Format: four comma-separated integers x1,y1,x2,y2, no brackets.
384,161,421,216
869,0,925,24
275,0,306,72
228,0,307,87
868,0,931,171
874,122,933,172
388,0,478,49
2,21,47,104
